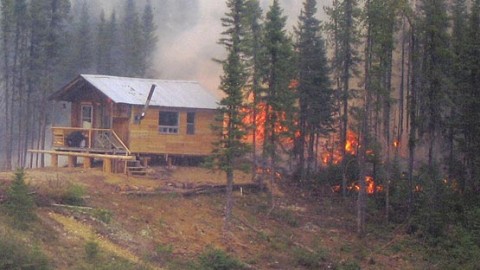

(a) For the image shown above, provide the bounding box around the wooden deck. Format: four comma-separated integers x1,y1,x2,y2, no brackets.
52,127,130,155
28,149,135,174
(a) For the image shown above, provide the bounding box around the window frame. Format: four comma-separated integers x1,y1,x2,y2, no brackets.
80,104,93,128
186,112,195,135
158,111,179,134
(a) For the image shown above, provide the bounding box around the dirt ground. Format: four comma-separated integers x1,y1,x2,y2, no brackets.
0,166,426,269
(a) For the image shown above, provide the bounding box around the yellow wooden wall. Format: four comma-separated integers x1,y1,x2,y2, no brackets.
128,106,218,156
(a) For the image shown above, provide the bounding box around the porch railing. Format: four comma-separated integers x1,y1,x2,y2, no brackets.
52,127,131,155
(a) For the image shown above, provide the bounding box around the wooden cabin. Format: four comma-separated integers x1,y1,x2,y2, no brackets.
45,74,220,173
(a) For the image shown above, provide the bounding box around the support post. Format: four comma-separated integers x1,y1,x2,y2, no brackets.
141,157,150,167
83,157,92,169
51,154,58,168
103,158,112,173
68,156,77,168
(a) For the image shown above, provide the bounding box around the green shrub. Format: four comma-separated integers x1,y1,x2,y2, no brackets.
336,260,361,270
85,238,99,262
292,247,327,268
4,168,36,228
63,183,86,205
149,243,174,263
93,208,113,224
272,209,299,227
197,247,246,270
0,230,50,269
427,226,480,270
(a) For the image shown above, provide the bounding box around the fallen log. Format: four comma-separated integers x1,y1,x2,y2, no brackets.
51,203,94,211
121,183,265,196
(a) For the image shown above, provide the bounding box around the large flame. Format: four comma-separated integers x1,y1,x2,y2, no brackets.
321,130,359,165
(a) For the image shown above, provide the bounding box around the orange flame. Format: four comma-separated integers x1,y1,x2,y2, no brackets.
321,130,359,165
393,140,400,148
331,176,383,195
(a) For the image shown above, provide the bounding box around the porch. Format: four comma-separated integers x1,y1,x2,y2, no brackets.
52,127,130,155
27,127,136,173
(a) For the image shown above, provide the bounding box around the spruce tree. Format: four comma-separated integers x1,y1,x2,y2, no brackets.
450,0,469,191
460,0,480,192
295,0,334,181
243,0,264,181
5,169,36,228
417,0,451,168
65,1,93,78
107,11,121,75
141,0,157,77
262,0,295,207
325,0,361,197
121,0,143,77
213,0,249,233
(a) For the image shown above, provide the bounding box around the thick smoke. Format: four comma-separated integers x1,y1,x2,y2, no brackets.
89,0,329,92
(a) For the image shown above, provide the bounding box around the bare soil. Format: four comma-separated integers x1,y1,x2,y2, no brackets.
0,166,426,269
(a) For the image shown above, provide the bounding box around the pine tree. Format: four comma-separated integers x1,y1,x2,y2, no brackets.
96,10,108,74
121,0,143,77
460,0,480,192
417,0,451,168
213,0,249,233
295,0,334,181
243,0,264,181
1,0,15,170
141,0,158,77
30,0,71,168
5,169,36,228
65,1,93,78
107,10,121,75
325,0,361,197
262,0,295,208
450,0,469,190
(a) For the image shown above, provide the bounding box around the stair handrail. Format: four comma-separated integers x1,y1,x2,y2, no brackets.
110,129,131,155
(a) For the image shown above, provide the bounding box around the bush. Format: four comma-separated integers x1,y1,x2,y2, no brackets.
197,247,246,270
0,230,50,269
272,209,299,227
336,260,361,270
85,238,99,262
63,183,86,205
4,168,36,228
93,208,113,224
35,178,87,206
292,247,327,268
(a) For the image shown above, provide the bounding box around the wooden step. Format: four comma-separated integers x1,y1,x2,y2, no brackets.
126,160,148,177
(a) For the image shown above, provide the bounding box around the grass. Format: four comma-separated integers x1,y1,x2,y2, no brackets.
48,212,156,268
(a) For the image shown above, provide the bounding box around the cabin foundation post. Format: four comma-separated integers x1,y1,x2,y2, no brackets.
51,154,58,168
141,157,150,167
103,158,112,173
83,157,92,169
68,156,77,168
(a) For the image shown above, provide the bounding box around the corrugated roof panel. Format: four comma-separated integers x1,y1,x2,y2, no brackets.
80,74,219,110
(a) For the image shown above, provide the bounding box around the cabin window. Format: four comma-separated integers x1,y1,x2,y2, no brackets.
187,112,195,135
81,104,93,128
158,111,179,134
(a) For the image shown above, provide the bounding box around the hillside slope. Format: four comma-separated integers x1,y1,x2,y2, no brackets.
0,167,426,269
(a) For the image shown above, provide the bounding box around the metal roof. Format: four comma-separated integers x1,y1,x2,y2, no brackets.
55,74,220,110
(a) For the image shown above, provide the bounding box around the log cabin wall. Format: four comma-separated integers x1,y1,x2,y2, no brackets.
70,87,112,129
128,106,218,156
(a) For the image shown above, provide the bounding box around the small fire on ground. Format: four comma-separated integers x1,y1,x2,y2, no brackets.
332,176,384,195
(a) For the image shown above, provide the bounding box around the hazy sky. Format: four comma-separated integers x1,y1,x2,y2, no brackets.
90,0,330,93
